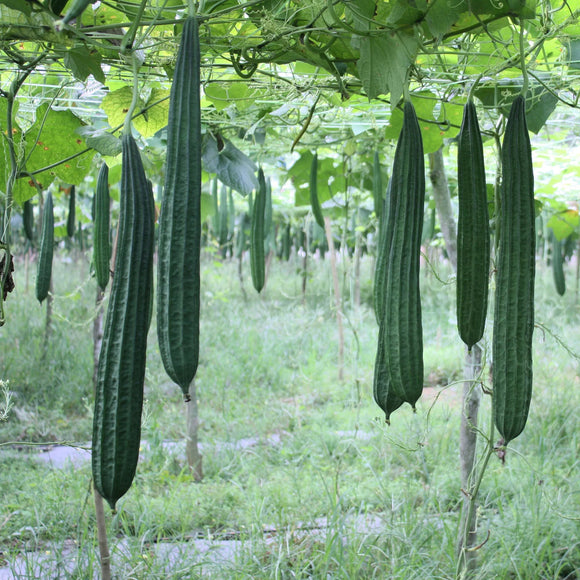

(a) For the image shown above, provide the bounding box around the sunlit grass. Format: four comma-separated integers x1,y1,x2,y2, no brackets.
0,249,579,578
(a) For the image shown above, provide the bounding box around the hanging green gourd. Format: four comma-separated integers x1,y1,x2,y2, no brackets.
157,15,203,398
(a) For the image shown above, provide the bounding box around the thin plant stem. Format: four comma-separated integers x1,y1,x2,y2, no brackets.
456,412,495,579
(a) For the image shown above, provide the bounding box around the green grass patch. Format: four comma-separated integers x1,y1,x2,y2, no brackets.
0,250,579,578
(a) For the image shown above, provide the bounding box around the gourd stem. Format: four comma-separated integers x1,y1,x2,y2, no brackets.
456,407,495,579
519,19,529,96
124,57,141,135
402,80,411,103
466,74,483,102
120,0,148,54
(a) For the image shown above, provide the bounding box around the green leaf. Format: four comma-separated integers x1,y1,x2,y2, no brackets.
384,94,463,154
469,0,535,17
77,126,122,156
205,82,250,112
524,90,559,134
568,38,580,70
202,134,258,195
102,86,170,137
0,99,23,199
386,0,424,27
0,0,31,16
424,0,464,37
64,45,105,84
356,31,418,104
474,79,558,133
344,0,375,30
134,88,171,137
14,103,95,204
548,210,580,240
288,151,343,207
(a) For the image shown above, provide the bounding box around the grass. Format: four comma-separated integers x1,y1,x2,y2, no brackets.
0,245,579,579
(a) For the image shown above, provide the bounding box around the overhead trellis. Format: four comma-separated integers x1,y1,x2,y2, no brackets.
1,0,580,203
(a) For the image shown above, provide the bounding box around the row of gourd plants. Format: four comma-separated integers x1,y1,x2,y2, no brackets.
21,49,533,513
3,9,577,547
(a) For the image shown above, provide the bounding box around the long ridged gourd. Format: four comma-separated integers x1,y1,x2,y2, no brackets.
456,100,490,350
492,95,535,444
36,192,54,304
250,168,267,293
373,179,391,325
373,321,404,423
92,133,155,510
381,100,425,408
93,163,111,291
157,16,202,399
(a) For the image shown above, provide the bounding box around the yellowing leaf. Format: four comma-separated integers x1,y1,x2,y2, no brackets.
547,210,580,240
14,103,94,204
102,86,170,138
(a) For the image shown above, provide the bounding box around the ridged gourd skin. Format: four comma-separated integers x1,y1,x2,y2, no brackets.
250,168,267,293
456,100,490,351
36,192,54,304
309,153,325,229
373,321,404,423
92,133,155,510
380,100,425,408
373,180,391,325
551,234,566,296
23,199,34,242
156,16,202,398
492,95,535,445
93,163,111,291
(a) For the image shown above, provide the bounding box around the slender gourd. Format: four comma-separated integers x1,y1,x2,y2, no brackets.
250,168,267,293
264,177,273,253
456,100,490,350
492,95,535,444
381,101,425,408
23,200,34,242
309,153,325,229
551,234,566,296
218,184,229,252
157,16,202,398
93,163,111,290
36,192,54,303
92,133,155,510
66,186,76,239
